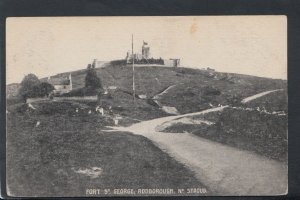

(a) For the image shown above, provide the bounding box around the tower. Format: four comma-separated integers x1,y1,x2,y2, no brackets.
142,41,150,59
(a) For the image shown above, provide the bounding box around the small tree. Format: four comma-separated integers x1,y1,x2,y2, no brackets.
36,82,55,97
18,74,55,101
19,73,40,101
85,64,102,89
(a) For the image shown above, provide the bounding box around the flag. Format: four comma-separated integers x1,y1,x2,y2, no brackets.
143,41,148,45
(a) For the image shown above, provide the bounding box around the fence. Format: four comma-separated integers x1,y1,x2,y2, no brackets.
26,95,98,103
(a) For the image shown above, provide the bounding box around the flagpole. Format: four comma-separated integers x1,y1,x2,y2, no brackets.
132,34,136,105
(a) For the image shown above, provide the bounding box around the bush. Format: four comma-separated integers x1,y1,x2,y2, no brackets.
19,74,41,99
85,65,102,89
18,74,55,99
27,82,54,98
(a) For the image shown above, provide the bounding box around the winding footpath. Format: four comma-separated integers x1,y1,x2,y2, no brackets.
153,85,177,100
107,90,287,195
241,89,284,103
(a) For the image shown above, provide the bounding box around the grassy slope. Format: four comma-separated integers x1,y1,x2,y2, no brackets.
38,63,286,115
6,101,203,197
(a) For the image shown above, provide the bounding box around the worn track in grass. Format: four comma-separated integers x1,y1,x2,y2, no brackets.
108,92,288,195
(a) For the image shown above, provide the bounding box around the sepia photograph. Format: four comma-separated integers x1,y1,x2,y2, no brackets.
5,16,287,197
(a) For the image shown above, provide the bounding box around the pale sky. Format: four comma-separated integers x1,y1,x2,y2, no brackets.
6,16,287,84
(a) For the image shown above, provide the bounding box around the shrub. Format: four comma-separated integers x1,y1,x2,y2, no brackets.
85,65,102,89
18,74,55,99
19,74,41,99
31,82,55,97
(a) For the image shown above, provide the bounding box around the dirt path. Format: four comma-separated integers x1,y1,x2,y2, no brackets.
151,84,180,115
241,89,284,103
153,85,177,100
107,90,287,195
108,105,287,195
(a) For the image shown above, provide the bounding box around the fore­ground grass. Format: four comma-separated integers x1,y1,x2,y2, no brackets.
6,101,204,197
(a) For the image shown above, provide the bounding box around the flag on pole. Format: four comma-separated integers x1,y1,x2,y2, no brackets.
143,41,148,45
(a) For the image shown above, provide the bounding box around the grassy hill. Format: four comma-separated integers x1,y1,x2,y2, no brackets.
6,62,287,125
6,62,288,196
60,64,286,95
34,62,287,115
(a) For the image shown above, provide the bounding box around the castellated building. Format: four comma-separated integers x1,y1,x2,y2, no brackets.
126,41,151,63
125,41,180,67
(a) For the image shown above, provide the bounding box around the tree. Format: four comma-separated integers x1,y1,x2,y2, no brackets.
36,82,55,97
19,73,40,100
18,74,55,101
85,64,102,89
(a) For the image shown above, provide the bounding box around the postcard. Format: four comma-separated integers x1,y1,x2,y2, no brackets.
6,16,287,197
